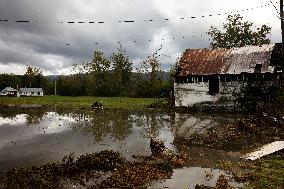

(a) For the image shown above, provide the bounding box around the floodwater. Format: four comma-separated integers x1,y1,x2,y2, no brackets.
0,106,244,188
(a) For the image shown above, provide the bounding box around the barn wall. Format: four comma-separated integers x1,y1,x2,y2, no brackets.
174,79,278,107
220,81,277,97
174,82,215,107
219,81,243,96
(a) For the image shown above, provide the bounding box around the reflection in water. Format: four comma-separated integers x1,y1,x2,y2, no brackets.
75,109,133,142
60,109,176,145
0,107,178,170
0,105,47,125
0,106,242,187
152,167,244,189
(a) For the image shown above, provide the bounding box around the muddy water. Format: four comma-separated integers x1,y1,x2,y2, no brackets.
0,107,243,187
152,167,244,189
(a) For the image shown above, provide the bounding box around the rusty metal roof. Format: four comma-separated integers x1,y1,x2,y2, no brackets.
178,44,275,76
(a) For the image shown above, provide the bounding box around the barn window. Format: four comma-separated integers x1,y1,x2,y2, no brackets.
227,75,233,81
237,75,243,81
247,74,256,81
232,75,237,81
198,76,203,82
203,76,209,82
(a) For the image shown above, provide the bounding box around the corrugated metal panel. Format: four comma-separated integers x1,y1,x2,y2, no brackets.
178,44,275,76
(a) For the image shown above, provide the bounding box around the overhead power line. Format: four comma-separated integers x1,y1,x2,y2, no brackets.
269,0,281,18
0,3,274,25
63,33,211,46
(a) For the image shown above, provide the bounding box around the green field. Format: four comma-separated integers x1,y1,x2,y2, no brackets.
0,96,166,109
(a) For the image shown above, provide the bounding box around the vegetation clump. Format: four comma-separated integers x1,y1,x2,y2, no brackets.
6,150,125,188
5,149,188,188
96,152,188,188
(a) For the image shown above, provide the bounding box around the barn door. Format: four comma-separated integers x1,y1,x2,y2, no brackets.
209,75,219,95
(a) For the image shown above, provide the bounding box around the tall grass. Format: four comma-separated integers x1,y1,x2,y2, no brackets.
0,96,165,109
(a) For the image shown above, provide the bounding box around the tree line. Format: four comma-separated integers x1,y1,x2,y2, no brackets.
0,66,54,95
0,46,174,98
58,45,174,97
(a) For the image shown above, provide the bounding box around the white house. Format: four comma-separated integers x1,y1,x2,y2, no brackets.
18,88,44,97
0,87,18,97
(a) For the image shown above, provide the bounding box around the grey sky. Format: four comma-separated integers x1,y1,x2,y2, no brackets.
0,0,281,75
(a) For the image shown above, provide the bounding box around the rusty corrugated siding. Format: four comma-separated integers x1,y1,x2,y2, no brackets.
178,44,275,76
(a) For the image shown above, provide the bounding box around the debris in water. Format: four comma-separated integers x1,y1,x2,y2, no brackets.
195,174,235,189
91,101,104,110
150,138,166,155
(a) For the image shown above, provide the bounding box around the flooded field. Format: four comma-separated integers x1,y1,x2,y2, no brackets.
0,106,244,188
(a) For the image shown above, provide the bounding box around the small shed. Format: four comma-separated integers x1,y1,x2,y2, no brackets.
18,88,44,97
0,87,18,97
174,44,282,107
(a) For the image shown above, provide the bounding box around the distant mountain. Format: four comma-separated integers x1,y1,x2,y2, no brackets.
46,75,60,81
132,71,171,81
46,72,171,81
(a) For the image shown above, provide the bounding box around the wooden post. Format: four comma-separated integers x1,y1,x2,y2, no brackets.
54,80,57,96
281,0,284,93
281,0,284,52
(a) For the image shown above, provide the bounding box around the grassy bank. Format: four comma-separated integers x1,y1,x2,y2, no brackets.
219,155,284,189
0,96,166,109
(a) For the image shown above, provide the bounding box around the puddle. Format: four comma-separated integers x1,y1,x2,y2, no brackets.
0,108,177,170
151,167,244,189
0,106,244,187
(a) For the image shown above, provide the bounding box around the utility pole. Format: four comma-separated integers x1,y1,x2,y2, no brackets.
54,80,57,96
281,0,284,90
281,0,284,51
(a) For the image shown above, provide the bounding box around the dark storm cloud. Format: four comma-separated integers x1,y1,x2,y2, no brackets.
0,0,281,74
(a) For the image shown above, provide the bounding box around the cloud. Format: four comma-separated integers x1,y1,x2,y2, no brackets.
0,0,281,75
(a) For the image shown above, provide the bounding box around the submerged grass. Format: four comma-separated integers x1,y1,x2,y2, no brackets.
219,155,284,189
0,96,167,109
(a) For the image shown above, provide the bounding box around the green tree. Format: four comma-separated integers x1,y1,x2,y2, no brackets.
139,45,163,97
111,45,133,96
73,51,112,96
57,75,82,96
0,74,21,90
24,65,43,87
207,14,271,49
22,65,52,94
90,51,112,96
